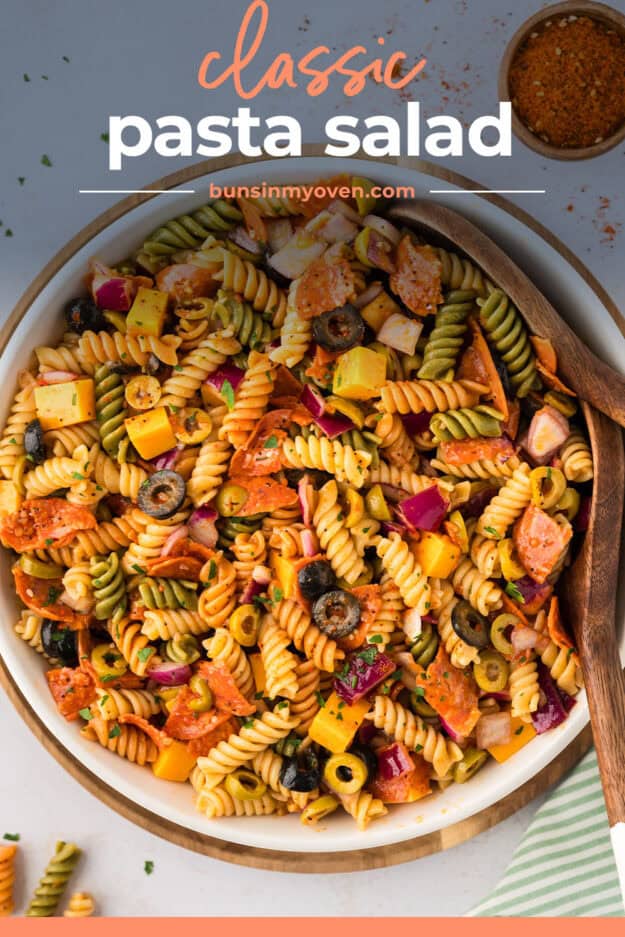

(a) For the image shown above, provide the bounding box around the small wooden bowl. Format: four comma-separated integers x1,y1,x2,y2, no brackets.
499,0,625,160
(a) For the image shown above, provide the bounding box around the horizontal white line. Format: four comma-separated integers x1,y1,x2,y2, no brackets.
78,189,196,194
429,188,546,194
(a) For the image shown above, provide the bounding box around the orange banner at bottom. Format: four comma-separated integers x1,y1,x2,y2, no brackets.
2,919,624,934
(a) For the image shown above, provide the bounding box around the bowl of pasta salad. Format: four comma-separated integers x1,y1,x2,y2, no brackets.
0,156,623,856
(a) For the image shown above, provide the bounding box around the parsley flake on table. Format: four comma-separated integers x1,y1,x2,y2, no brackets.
3,833,20,842
41,154,52,167
5,230,13,238
100,132,109,142
144,860,154,875
17,177,25,186
62,55,70,63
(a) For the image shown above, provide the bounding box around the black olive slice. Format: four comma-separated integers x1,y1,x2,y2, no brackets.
64,297,106,334
137,470,186,519
24,419,46,465
312,589,361,639
450,600,490,649
297,560,336,602
279,749,321,792
41,620,78,667
312,305,365,353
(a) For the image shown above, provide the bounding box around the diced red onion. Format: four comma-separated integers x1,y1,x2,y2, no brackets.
476,711,512,749
315,412,355,439
300,384,326,419
393,651,419,690
363,214,401,246
59,588,92,613
366,230,396,274
459,486,498,518
151,446,182,471
188,506,218,549
266,218,293,253
398,486,449,532
228,225,263,256
377,313,423,355
301,529,317,558
204,363,245,395
402,608,422,643
90,261,137,311
252,565,271,585
531,663,569,734
381,519,408,536
39,370,80,384
161,525,189,557
377,742,414,780
511,576,551,608
353,281,383,309
400,412,433,435
334,651,396,704
511,625,540,653
306,210,358,244
147,661,192,686
269,234,326,280
241,578,265,605
297,475,315,527
328,199,362,224
439,716,467,746
525,406,570,464
358,722,377,745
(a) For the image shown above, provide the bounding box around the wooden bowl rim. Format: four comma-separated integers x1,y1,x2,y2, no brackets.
0,150,620,872
498,0,625,161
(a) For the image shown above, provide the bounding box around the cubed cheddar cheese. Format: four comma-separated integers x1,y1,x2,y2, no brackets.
125,407,176,460
413,532,460,579
249,653,266,696
308,691,370,753
270,553,298,600
360,290,401,333
332,347,387,401
0,481,22,519
126,287,169,337
151,740,196,782
487,717,536,763
34,379,95,430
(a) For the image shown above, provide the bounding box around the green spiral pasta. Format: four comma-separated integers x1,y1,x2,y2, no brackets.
94,364,130,460
162,632,201,664
477,289,540,397
139,200,242,262
430,405,504,444
418,290,476,381
138,576,198,611
213,289,273,348
26,841,81,917
217,514,265,550
90,552,128,622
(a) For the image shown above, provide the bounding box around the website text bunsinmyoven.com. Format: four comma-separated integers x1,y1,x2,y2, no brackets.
205,181,416,203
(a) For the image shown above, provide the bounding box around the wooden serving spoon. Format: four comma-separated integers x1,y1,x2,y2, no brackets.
562,402,625,901
387,199,625,429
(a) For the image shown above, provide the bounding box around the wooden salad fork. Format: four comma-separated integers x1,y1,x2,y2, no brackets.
389,198,625,901
387,199,625,429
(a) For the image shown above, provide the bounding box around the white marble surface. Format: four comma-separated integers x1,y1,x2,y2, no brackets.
1,0,624,917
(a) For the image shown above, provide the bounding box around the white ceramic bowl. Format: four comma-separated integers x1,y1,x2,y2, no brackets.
2,157,624,855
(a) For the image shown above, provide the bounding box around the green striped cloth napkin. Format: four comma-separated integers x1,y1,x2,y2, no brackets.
468,749,624,917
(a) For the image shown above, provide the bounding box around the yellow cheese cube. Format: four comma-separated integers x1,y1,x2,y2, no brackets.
0,481,22,519
360,290,401,333
126,287,169,337
308,691,370,753
488,717,536,763
332,347,387,401
413,532,460,579
249,653,266,696
270,553,298,600
34,379,95,431
151,740,197,782
125,407,176,459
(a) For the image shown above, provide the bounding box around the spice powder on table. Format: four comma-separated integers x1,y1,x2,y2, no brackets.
508,15,625,148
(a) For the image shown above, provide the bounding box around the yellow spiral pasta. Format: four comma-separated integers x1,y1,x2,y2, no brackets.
14,611,48,656
378,378,486,415
62,563,94,613
375,412,416,467
377,533,431,613
268,523,316,560
196,705,300,790
203,627,254,699
451,558,503,616
430,453,521,481
82,719,158,765
77,330,148,372
142,608,207,641
137,333,181,365
339,791,388,831
477,463,532,539
270,282,312,367
35,344,83,374
369,696,463,778
259,616,299,700
0,379,37,479
219,352,276,448
88,444,148,500
250,749,289,800
197,554,236,629
44,422,100,458
534,610,583,696
312,480,364,585
187,415,231,506
261,503,302,533
94,687,162,720
469,532,502,578
160,332,241,408
24,456,84,498
231,530,267,590
291,659,321,735
122,513,188,574
282,435,371,488
368,462,450,497
431,576,479,668
275,599,344,673
109,617,157,676
196,786,282,818
560,430,593,483
215,247,287,325
0,844,17,916
369,574,404,648
509,656,540,722
63,892,95,917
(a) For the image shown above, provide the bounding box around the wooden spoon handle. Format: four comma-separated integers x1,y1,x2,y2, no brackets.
388,200,625,428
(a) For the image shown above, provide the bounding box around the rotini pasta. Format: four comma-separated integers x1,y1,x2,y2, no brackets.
560,430,594,483
477,463,532,539
378,378,486,415
477,289,539,397
26,841,81,917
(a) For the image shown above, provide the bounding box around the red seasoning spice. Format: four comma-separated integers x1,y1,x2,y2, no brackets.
509,15,625,148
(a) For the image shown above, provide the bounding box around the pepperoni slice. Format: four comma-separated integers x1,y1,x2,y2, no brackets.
118,713,171,749
389,237,443,317
457,319,508,421
237,197,268,244
164,687,234,741
46,666,96,721
187,716,240,758
439,436,516,467
271,365,304,401
197,661,255,716
0,498,96,552
295,257,356,320
155,264,217,303
415,644,481,737
13,567,88,626
370,753,432,804
226,475,298,516
337,584,382,651
547,596,579,663
513,504,572,584
147,555,204,581
229,410,291,477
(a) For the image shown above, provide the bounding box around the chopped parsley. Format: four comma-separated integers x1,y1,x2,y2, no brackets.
221,379,235,411
483,526,500,538
206,559,217,581
414,744,423,753
315,691,326,708
515,725,525,736
357,645,378,665
414,686,425,698
242,717,256,729
71,471,84,481
5,229,13,238
79,708,93,721
131,564,146,575
3,833,20,842
263,435,279,449
505,582,524,604
368,634,383,644
108,724,121,739
42,586,61,607
40,154,52,167
272,586,284,603
100,132,109,143
137,647,154,662
18,177,25,186
144,860,154,875
23,73,30,82
45,538,54,546
62,55,70,63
